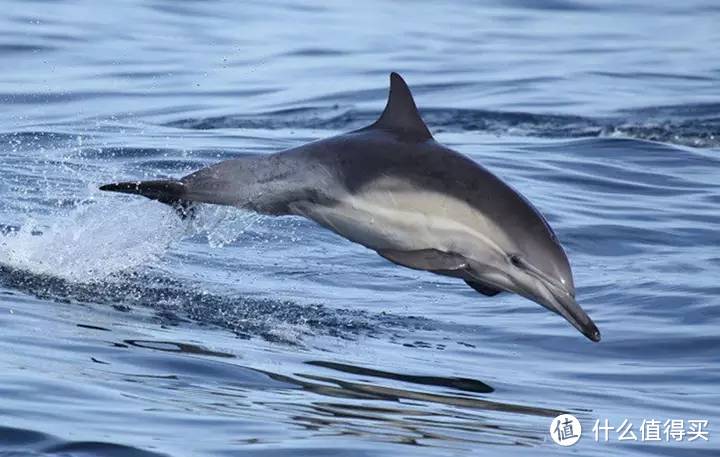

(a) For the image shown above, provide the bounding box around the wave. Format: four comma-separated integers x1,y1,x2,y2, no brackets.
0,425,169,457
165,103,720,148
0,262,439,344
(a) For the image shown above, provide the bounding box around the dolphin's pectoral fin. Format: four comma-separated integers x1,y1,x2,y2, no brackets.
378,250,503,297
377,249,468,271
464,279,503,297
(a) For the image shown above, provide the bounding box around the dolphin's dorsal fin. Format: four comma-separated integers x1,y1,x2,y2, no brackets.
371,72,432,141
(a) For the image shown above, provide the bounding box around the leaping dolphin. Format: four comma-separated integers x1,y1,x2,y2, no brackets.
101,72,601,342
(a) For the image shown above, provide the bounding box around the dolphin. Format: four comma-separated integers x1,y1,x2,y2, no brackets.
101,72,601,342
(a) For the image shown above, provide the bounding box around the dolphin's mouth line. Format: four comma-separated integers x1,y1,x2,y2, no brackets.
523,262,569,297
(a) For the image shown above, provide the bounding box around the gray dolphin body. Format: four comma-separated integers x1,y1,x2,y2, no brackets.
101,73,601,342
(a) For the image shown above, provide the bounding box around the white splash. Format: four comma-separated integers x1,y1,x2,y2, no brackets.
0,198,186,283
0,193,270,283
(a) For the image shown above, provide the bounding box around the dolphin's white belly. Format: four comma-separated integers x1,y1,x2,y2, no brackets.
290,178,508,259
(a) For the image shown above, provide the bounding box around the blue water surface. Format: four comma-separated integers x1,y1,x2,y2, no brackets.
1,1,719,456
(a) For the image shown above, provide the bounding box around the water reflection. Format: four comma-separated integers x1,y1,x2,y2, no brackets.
114,337,562,448
124,339,236,358
306,360,494,393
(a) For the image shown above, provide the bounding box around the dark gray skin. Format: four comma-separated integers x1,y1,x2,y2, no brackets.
101,73,601,342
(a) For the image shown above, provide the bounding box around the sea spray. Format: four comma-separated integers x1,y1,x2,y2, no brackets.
0,198,185,282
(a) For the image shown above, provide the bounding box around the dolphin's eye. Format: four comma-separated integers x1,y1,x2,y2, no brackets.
509,254,523,268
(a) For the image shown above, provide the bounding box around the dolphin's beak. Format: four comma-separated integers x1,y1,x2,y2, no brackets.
544,288,601,342
468,261,601,342
507,261,601,342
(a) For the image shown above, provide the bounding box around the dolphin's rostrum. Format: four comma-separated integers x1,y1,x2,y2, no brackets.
101,72,601,342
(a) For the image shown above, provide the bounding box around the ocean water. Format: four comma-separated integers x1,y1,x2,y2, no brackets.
1,1,719,456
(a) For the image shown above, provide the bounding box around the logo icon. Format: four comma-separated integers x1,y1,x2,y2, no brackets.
550,414,582,446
